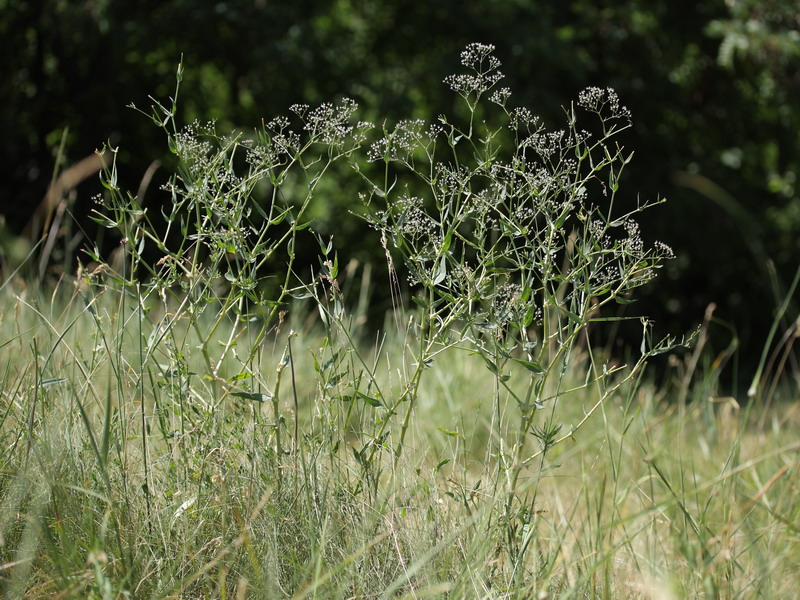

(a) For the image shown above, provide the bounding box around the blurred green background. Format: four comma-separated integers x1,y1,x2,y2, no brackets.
1,0,798,390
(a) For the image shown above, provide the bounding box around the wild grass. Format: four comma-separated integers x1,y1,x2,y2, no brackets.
0,280,797,599
2,43,798,598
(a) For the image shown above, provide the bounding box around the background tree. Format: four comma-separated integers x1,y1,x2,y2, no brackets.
1,0,797,387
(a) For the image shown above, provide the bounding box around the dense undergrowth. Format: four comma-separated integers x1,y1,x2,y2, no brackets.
0,281,798,598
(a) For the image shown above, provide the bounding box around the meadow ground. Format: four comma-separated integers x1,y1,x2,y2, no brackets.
0,280,797,599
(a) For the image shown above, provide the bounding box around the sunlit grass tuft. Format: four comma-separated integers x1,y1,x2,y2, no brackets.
0,282,797,598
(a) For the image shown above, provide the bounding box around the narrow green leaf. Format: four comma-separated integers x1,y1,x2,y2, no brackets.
231,392,271,403
226,372,252,382
442,230,453,253
288,289,314,300
252,200,268,220
432,256,447,286
0,328,36,350
88,214,118,229
269,208,290,225
434,458,451,472
40,377,68,388
437,427,460,437
513,358,544,374
552,303,582,324
357,392,382,408
433,289,455,302
411,295,428,309
522,305,535,327
589,316,637,322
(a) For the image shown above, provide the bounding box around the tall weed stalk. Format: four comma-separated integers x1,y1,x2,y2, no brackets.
349,44,689,515
72,43,694,592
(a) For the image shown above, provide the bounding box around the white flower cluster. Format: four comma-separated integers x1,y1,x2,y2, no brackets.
264,115,301,154
435,163,472,196
353,121,375,144
459,42,501,70
172,120,216,177
489,87,512,107
523,130,566,159
508,107,541,131
303,98,359,145
623,219,644,255
394,196,435,241
444,72,504,97
289,104,309,118
444,42,504,97
167,121,253,215
491,280,526,327
581,216,674,293
523,164,556,195
654,240,675,259
244,140,279,171
593,265,621,288
513,204,536,223
367,119,434,162
266,115,290,131
577,87,632,120
444,262,476,295
462,189,489,214
487,161,526,190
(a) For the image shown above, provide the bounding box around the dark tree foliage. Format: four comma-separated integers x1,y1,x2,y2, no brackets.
1,0,798,377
